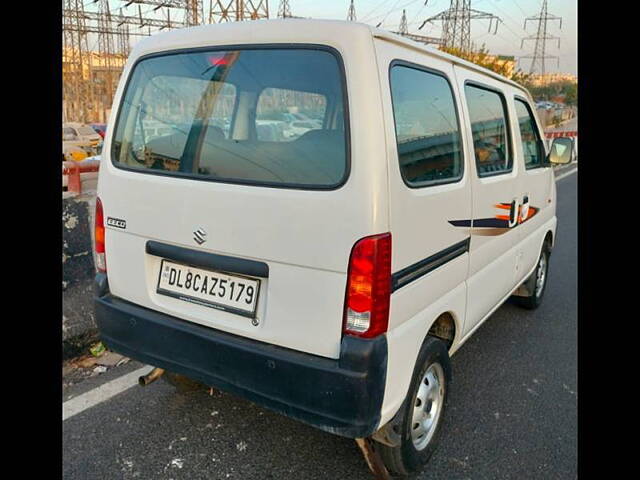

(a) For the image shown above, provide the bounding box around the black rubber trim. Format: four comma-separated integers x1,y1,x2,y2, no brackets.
391,238,470,292
94,272,109,297
95,293,386,438
146,241,269,278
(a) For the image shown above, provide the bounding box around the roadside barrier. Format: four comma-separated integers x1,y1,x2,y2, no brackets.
545,130,578,139
63,160,100,194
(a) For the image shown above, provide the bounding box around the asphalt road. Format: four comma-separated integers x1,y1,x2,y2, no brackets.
63,170,577,480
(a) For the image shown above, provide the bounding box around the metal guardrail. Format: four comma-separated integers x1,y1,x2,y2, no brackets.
545,130,578,139
63,161,100,194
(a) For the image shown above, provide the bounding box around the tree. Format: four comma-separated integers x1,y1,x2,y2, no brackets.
439,44,532,85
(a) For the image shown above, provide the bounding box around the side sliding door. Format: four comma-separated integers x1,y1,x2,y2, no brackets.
453,66,521,337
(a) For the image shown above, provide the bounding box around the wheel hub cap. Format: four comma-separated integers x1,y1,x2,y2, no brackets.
411,363,445,450
535,253,547,297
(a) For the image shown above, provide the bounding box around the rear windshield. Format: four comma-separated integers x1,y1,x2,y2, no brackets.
111,47,349,189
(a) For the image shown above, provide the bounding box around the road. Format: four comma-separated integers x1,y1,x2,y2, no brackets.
63,169,577,479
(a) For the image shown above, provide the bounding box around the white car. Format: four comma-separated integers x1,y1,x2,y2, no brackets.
93,20,573,477
63,122,102,154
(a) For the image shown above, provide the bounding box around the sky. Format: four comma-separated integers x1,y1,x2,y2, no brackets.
289,0,577,75
82,0,577,75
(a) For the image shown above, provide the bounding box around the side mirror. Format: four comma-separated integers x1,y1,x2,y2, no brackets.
547,137,574,165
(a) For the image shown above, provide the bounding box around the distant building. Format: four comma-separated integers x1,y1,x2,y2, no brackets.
528,72,577,86
63,48,127,123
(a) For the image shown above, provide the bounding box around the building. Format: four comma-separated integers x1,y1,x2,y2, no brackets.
63,48,127,123
528,72,577,86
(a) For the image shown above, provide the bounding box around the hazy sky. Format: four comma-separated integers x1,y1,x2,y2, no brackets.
84,0,577,75
289,0,577,75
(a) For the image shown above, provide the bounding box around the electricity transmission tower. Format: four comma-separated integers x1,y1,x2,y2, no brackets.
64,1,269,123
277,0,291,18
419,0,502,52
393,9,444,46
209,0,270,22
520,0,562,75
347,0,356,21
398,9,408,34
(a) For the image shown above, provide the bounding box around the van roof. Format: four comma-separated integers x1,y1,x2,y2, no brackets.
131,19,530,99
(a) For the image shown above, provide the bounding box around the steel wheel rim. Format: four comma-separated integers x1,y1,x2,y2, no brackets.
410,362,445,451
535,252,547,297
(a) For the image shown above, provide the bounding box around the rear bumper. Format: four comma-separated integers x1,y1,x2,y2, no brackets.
94,281,387,438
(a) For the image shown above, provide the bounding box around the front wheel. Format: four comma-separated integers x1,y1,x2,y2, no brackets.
375,336,451,477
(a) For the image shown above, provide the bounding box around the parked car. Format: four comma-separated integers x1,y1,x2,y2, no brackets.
63,122,103,156
94,20,573,477
62,145,89,162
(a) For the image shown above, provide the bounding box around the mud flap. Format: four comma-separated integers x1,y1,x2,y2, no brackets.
355,438,391,480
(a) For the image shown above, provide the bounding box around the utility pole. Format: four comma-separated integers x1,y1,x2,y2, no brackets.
520,0,562,75
419,0,501,52
277,0,291,18
347,0,356,22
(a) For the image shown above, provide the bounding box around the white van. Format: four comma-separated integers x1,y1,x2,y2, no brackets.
94,20,573,477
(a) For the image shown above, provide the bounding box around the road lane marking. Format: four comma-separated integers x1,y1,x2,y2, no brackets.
63,365,153,421
555,167,577,182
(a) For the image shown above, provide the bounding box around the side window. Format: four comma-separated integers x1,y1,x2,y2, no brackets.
389,65,463,186
514,98,545,169
464,84,512,176
256,88,326,142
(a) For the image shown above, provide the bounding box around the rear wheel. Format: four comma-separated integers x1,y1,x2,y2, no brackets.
376,336,451,477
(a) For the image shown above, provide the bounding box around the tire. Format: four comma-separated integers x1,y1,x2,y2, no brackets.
162,371,207,393
513,241,551,310
376,336,452,477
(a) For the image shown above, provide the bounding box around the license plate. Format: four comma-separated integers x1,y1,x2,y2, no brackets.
156,259,260,318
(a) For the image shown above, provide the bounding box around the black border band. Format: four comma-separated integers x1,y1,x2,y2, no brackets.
146,240,269,278
391,238,470,292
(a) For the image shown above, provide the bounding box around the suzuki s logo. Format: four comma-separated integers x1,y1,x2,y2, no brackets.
193,227,207,245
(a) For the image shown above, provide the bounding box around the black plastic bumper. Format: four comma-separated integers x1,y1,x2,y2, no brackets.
94,284,387,438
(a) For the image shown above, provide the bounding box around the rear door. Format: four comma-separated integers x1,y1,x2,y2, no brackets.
453,67,521,335
98,46,377,360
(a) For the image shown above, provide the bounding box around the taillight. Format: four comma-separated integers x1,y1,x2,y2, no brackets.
95,197,106,273
343,233,392,338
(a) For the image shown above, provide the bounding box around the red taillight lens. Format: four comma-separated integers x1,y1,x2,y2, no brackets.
343,233,392,338
95,197,106,273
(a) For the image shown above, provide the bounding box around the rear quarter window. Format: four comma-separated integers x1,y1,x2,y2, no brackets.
389,64,464,187
111,47,349,189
